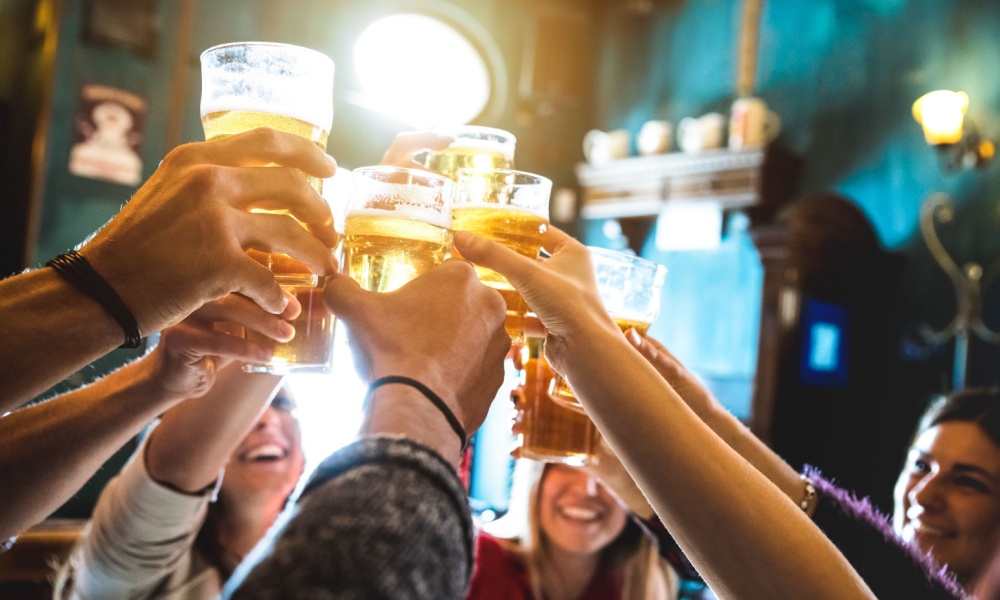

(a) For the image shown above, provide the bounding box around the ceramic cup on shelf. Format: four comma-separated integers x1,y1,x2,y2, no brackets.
637,120,673,156
583,129,631,164
677,112,726,153
728,97,781,149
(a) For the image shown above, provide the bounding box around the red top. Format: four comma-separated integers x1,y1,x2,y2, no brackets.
466,533,622,600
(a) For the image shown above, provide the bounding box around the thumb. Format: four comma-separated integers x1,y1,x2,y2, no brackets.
453,231,541,292
323,271,368,320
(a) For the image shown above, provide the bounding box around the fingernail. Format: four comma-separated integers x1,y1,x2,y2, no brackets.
627,328,641,347
278,322,296,342
325,154,338,171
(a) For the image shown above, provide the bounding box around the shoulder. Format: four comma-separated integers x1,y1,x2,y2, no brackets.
469,533,531,599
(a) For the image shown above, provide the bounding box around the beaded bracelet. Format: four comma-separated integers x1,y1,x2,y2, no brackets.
47,250,143,349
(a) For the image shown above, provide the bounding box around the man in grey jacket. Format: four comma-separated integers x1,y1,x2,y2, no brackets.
224,259,511,600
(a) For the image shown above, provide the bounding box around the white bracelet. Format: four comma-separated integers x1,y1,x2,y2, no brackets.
799,475,817,513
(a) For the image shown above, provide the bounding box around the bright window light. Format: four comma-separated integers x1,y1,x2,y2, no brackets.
354,13,491,127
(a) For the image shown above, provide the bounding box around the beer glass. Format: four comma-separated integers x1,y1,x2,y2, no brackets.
200,42,336,374
452,168,551,342
423,126,516,179
517,337,601,466
549,248,668,405
344,166,453,292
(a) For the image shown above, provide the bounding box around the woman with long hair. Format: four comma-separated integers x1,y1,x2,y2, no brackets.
468,456,678,600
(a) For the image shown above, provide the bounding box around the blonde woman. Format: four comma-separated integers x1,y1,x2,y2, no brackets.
467,447,682,600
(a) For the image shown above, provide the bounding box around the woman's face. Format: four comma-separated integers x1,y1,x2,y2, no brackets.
893,422,1000,584
537,464,629,557
221,392,305,505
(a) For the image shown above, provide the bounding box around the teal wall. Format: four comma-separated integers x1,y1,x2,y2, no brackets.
586,0,1000,423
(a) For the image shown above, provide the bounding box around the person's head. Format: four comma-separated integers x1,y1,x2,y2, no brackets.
217,389,305,507
893,388,1000,587
198,387,306,577
487,460,674,600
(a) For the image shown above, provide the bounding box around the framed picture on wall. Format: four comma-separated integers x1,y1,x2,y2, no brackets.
83,0,159,59
68,85,146,187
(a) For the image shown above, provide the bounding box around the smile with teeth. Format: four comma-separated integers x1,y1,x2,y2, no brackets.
243,443,288,462
557,505,604,523
908,519,955,540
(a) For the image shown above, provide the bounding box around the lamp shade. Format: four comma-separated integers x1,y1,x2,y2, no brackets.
912,90,969,145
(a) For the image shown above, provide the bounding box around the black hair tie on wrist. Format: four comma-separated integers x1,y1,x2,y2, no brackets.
46,250,143,349
366,376,468,453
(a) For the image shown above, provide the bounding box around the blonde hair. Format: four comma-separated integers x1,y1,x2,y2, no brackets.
484,460,677,600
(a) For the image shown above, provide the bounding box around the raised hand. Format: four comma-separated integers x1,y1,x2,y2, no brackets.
80,128,338,335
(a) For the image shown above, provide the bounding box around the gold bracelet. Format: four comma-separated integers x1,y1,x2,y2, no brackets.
799,475,818,514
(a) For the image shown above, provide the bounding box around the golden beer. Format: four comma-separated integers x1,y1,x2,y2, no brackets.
453,205,546,340
518,337,600,466
344,210,452,293
549,315,652,404
426,145,512,180
244,278,335,373
200,42,335,373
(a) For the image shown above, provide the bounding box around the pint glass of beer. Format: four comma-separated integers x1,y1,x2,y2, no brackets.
344,166,453,292
200,42,336,374
423,126,516,179
517,337,601,466
452,168,551,342
549,248,668,405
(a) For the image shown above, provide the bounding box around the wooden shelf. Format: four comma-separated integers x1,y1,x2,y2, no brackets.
575,147,799,221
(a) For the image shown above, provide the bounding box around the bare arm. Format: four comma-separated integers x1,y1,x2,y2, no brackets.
0,293,294,540
0,127,337,408
456,228,875,600
145,364,283,493
626,333,809,512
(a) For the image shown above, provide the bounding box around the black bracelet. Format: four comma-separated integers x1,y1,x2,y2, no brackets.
366,376,468,452
46,250,143,349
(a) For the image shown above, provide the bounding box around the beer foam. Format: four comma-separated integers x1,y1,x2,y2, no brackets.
451,201,549,219
449,137,515,158
200,95,331,131
347,206,452,229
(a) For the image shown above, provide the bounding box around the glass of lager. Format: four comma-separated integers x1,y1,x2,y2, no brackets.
549,248,668,406
452,168,551,342
200,42,336,374
344,166,454,292
423,126,516,179
517,337,601,466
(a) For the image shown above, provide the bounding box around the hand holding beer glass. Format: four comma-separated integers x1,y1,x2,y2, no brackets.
452,168,551,342
343,166,453,292
200,42,336,373
549,248,668,405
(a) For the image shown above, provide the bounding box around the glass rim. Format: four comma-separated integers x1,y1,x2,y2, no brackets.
453,167,552,187
352,165,454,187
199,41,335,70
587,246,668,283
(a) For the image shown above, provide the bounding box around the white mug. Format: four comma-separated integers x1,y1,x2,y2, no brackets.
729,97,781,149
637,120,673,156
677,113,726,153
583,129,631,164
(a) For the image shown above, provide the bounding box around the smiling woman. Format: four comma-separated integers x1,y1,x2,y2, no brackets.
56,365,304,600
892,388,1000,591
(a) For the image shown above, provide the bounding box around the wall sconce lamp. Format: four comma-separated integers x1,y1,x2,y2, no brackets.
913,90,994,171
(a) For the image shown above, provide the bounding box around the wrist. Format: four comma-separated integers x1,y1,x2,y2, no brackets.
360,383,463,467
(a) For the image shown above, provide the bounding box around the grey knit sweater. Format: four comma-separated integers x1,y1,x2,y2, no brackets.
222,436,473,600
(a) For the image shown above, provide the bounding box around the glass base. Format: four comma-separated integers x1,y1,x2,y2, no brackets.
242,362,332,375
519,447,594,467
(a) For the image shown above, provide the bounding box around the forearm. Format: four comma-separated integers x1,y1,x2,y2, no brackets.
0,356,181,539
0,268,124,410
146,364,283,492
565,326,874,600
223,437,473,600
